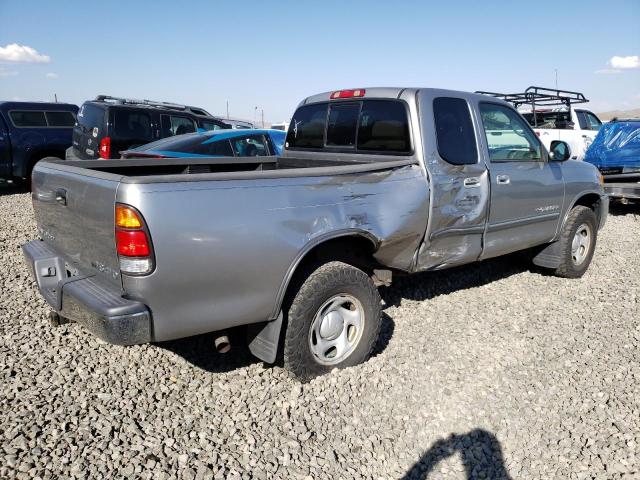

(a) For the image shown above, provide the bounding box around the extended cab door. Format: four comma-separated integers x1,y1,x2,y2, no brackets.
477,102,565,259
416,92,490,269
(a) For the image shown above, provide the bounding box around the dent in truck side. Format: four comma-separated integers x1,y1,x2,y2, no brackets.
116,164,429,342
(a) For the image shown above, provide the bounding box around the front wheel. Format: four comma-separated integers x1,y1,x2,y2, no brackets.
551,206,598,278
283,261,382,381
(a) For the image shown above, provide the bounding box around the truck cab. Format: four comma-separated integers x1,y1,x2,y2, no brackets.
0,101,78,183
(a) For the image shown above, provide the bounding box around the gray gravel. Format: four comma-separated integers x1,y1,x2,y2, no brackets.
1,186,639,479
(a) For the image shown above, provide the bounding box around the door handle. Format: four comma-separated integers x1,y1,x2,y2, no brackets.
463,177,480,187
496,175,510,185
55,188,67,206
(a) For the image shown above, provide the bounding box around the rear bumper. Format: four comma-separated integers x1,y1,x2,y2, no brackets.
22,240,152,345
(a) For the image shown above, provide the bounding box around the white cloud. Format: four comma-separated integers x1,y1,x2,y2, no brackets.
45,72,58,79
0,43,50,63
595,68,622,74
610,55,639,69
0,68,18,77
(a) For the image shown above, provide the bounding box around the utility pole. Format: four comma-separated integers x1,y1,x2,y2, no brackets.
226,100,229,119
261,109,264,128
54,93,58,103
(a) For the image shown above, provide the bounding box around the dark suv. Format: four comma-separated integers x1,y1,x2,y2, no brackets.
0,101,78,183
67,96,231,160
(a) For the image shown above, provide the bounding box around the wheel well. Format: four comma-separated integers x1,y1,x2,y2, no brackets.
573,193,601,212
278,235,380,314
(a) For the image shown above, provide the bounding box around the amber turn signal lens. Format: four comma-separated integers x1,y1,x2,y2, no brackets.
115,205,143,229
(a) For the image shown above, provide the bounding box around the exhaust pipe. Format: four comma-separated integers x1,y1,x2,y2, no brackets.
214,333,231,354
49,311,72,327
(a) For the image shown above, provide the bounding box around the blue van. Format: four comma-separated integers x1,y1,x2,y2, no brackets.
0,101,79,184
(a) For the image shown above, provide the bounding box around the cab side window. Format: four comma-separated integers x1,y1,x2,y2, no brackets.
433,97,477,165
9,111,47,127
585,112,602,131
479,103,542,162
230,135,270,157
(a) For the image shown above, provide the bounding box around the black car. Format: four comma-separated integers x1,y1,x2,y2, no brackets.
66,95,231,160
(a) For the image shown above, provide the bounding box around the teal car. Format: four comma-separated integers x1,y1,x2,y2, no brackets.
121,128,286,158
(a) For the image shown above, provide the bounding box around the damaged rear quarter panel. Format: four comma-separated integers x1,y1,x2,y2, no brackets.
118,163,429,342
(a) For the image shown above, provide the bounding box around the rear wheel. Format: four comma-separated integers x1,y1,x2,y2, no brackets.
283,261,381,381
551,206,598,278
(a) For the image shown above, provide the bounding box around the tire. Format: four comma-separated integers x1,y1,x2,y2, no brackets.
552,206,598,278
283,261,382,381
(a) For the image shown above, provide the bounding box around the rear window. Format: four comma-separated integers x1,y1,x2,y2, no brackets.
9,111,47,127
286,99,410,154
521,111,573,129
113,110,152,140
77,104,105,130
45,111,76,127
286,103,327,149
433,97,477,165
327,103,360,147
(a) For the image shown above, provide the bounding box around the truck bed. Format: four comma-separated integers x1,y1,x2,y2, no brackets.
30,156,429,342
54,155,416,182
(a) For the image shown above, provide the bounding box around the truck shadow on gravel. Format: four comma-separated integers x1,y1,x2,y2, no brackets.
380,253,532,308
402,429,512,480
156,330,260,374
156,312,395,374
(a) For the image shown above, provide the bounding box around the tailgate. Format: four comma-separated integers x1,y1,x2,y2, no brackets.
31,162,122,288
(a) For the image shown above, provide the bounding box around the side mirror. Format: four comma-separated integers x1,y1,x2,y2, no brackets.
549,140,571,161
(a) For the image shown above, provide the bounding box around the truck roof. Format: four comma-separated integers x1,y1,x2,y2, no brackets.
299,87,507,106
0,101,78,111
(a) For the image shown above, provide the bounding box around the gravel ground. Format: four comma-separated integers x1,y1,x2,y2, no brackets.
1,185,639,479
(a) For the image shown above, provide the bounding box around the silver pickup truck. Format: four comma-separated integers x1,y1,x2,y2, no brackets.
23,88,608,380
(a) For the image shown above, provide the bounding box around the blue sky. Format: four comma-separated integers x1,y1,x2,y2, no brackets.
1,0,639,122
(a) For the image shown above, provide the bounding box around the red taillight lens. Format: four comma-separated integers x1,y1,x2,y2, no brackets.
116,229,150,257
115,204,154,274
330,89,366,99
99,137,111,159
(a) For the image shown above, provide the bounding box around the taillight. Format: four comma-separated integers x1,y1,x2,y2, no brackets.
116,230,150,256
330,89,366,99
115,204,154,275
99,137,111,159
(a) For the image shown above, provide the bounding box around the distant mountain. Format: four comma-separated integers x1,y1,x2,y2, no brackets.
597,108,640,121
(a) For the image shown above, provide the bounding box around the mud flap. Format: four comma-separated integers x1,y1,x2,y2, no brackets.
246,312,283,364
532,241,562,269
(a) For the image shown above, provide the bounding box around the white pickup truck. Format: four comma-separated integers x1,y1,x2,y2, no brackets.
478,87,603,161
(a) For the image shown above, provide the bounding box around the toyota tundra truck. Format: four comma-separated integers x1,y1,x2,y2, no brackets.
22,88,608,381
